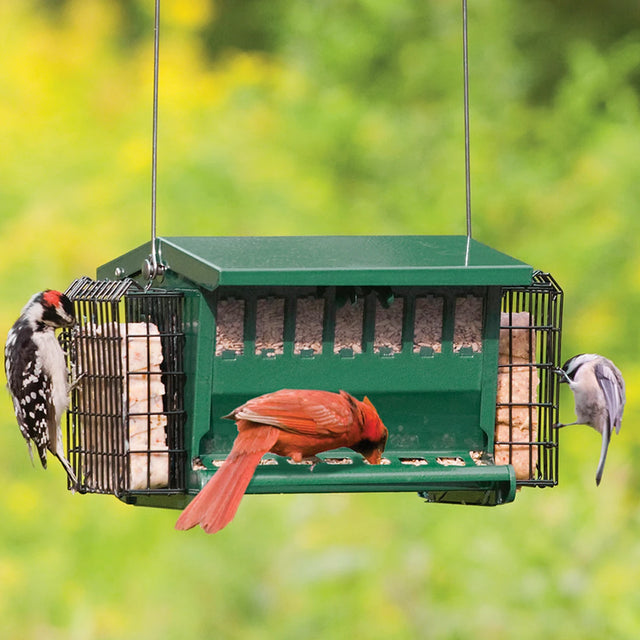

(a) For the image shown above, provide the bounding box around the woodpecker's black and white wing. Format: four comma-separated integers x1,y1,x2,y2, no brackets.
595,359,626,436
5,327,51,468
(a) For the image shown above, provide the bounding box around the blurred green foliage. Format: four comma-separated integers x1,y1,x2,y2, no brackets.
1,1,640,638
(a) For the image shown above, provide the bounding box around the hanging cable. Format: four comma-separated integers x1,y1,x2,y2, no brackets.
144,0,164,285
462,0,472,266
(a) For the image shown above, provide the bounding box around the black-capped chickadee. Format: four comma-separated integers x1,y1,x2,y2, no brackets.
555,353,626,485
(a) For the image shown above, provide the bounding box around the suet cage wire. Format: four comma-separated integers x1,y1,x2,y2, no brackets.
496,271,563,489
64,277,186,498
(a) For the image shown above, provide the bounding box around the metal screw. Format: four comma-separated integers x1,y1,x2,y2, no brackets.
142,256,166,288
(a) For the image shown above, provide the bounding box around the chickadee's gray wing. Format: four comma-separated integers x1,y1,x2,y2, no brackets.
595,360,625,435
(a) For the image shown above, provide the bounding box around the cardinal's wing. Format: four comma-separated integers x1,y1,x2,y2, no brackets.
233,389,355,436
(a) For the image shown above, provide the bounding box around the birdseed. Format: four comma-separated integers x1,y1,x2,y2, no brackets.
294,297,325,354
436,456,466,466
334,299,364,354
215,299,245,356
374,298,404,354
413,296,443,353
399,457,429,466
255,298,285,356
453,296,483,352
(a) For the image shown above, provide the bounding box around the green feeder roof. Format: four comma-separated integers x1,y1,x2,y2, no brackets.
99,235,533,289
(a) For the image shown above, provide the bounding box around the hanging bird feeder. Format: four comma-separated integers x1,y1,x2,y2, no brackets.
63,238,563,509
61,1,564,511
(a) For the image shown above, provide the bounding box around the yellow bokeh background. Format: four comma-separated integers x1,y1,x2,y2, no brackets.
1,1,640,638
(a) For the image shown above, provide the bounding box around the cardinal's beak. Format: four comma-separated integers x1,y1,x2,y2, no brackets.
364,447,384,465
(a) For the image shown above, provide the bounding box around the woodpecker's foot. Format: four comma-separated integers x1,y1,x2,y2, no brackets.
69,372,87,393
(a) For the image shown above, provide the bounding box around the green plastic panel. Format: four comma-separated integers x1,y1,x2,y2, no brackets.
120,460,516,509
169,283,514,507
198,456,515,497
94,236,537,508
98,235,533,289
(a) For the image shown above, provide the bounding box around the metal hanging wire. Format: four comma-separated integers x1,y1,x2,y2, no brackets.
143,0,164,286
141,2,474,273
462,0,473,266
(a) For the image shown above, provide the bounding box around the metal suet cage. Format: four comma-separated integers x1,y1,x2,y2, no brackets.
64,278,187,500
63,235,563,509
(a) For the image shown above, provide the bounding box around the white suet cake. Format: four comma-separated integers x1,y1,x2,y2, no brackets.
77,322,169,490
494,312,539,480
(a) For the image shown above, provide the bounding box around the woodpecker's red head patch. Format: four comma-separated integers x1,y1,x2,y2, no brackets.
39,290,75,328
42,290,63,307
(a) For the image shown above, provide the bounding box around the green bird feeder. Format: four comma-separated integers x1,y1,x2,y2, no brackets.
62,234,563,510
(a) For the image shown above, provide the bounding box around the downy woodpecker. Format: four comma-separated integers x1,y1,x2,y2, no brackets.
5,290,77,485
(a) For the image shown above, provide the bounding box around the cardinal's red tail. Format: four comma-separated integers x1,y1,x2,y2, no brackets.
175,423,279,534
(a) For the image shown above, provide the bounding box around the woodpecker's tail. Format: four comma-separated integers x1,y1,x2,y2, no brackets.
55,453,78,489
50,426,78,487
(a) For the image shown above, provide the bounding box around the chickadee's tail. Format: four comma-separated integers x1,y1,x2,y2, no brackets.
595,428,611,486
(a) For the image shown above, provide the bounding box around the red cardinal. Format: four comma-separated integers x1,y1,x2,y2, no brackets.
175,389,388,534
